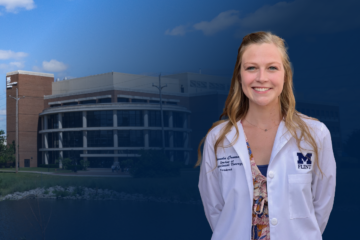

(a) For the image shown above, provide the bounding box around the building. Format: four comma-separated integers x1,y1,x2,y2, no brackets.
5,70,342,168
5,71,229,168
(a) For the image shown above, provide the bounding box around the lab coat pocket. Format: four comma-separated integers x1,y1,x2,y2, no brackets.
288,174,313,219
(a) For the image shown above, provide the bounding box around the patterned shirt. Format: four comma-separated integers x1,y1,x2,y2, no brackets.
240,120,270,240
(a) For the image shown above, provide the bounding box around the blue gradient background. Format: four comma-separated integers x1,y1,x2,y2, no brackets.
0,0,358,239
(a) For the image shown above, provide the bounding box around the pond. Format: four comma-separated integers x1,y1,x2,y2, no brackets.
0,199,355,240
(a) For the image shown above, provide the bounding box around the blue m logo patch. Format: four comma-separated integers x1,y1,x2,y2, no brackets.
297,153,312,169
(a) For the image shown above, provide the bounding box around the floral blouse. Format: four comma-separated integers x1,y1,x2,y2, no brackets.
240,121,270,240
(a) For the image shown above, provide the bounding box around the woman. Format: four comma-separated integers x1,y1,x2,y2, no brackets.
196,31,336,240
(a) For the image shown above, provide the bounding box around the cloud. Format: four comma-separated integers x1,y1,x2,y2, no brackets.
166,10,240,36
236,0,360,38
193,10,240,36
167,0,360,38
0,109,5,115
165,25,188,36
0,61,25,72
0,50,28,60
0,0,35,13
42,59,68,72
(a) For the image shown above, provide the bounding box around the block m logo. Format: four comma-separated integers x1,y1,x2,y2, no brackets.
297,153,312,165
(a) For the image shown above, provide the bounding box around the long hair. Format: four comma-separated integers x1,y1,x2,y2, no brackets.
194,31,323,176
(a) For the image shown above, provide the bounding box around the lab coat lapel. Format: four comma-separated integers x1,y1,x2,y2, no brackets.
225,121,253,203
269,119,292,165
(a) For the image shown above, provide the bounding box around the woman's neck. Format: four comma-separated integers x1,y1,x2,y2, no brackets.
244,101,282,129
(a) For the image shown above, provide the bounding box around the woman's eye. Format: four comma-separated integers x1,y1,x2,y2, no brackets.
246,67,255,70
269,66,278,70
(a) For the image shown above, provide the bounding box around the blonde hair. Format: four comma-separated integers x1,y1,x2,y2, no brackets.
194,31,323,176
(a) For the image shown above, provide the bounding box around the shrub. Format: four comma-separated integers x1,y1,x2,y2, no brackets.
38,164,58,168
129,150,182,178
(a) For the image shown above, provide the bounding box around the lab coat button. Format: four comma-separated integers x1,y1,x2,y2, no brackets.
271,218,278,225
268,171,274,179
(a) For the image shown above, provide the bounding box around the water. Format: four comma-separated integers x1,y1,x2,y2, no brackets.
0,199,355,240
0,199,212,240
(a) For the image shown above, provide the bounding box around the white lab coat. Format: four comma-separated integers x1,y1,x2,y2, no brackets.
198,117,336,240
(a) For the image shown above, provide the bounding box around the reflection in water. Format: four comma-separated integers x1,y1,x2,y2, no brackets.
0,199,211,240
0,197,356,240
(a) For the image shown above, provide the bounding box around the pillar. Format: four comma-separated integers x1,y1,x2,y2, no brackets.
58,113,63,168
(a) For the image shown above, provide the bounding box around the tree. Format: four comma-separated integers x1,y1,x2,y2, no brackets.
0,130,15,168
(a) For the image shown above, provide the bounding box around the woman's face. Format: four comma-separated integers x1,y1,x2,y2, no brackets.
240,43,285,109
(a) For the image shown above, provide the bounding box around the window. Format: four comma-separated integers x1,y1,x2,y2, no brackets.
148,111,169,127
50,104,61,108
117,97,129,102
131,99,147,103
87,130,114,147
98,98,112,103
62,131,83,148
118,130,144,147
173,112,184,128
47,114,59,129
62,112,83,128
166,101,177,105
80,100,96,104
63,102,78,106
149,130,162,147
87,111,113,127
117,110,143,126
47,132,59,148
174,131,184,148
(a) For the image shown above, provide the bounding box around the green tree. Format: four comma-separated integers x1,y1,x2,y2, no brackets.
0,130,15,168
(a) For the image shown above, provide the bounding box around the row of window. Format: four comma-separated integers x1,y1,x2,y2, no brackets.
45,110,187,129
45,130,186,148
44,150,186,166
50,97,178,108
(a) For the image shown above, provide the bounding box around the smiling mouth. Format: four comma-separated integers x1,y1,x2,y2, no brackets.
252,87,271,92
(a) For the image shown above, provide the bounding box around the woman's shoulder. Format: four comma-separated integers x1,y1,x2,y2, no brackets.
298,114,329,138
206,120,230,141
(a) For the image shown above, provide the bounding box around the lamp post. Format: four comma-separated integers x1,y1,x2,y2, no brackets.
9,88,25,173
152,74,167,153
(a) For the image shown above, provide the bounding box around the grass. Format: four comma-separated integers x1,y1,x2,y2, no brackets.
0,168,201,201
1,167,74,173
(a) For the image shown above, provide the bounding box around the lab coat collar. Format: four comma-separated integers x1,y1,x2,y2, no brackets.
225,118,292,204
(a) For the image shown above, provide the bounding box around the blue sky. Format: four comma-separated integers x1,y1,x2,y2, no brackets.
0,0,359,142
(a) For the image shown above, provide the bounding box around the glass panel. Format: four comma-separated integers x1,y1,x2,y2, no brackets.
80,100,96,104
63,102,78,106
149,111,169,127
47,132,59,148
149,130,162,147
173,112,184,128
47,114,59,129
117,98,129,102
62,112,83,128
131,99,147,103
117,110,143,126
174,131,184,148
62,131,83,148
87,111,113,127
98,98,112,103
118,130,144,147
87,130,114,147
